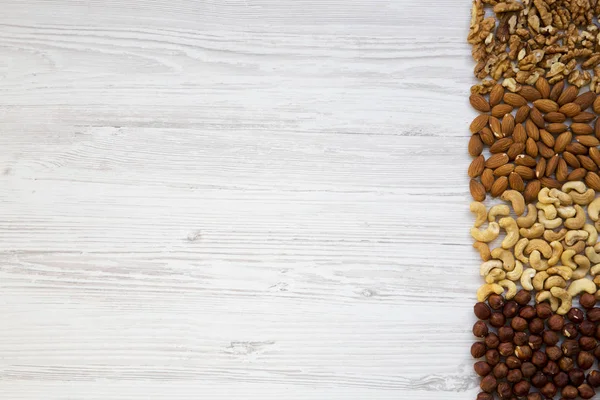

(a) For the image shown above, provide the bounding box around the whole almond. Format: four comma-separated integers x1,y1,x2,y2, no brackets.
595,119,600,139
593,96,600,114
572,112,596,123
520,85,542,102
509,171,525,192
526,137,539,157
480,128,495,146
513,124,527,143
525,119,540,140
574,91,596,110
490,137,514,153
481,169,495,191
515,154,537,167
534,99,559,113
568,168,587,181
494,163,514,177
571,123,594,135
470,94,491,112
554,131,572,153
556,158,568,181
468,155,485,178
589,147,600,166
491,104,514,118
501,114,515,136
524,179,541,202
536,78,551,99
540,129,555,147
530,107,545,128
469,135,484,156
585,172,600,190
504,93,528,107
507,142,525,160
578,155,598,171
490,176,509,197
485,153,509,169
536,157,547,178
566,142,588,155
563,151,581,169
489,116,502,138
546,123,568,134
540,176,562,188
544,112,567,123
470,114,489,133
470,179,486,201
549,81,564,102
515,165,535,180
515,105,531,123
557,86,579,106
545,154,559,177
576,135,600,147
537,141,555,158
558,102,581,117
490,84,505,107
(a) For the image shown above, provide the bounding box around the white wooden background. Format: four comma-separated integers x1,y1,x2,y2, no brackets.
0,1,482,399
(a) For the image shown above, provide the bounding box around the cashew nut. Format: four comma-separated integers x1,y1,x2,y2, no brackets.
517,204,537,228
536,290,559,311
550,188,572,206
488,204,511,222
538,211,562,229
591,264,600,276
572,255,591,280
563,240,586,254
499,217,519,249
506,260,523,281
538,188,559,205
520,268,536,291
480,260,504,276
470,202,488,227
588,245,600,264
563,181,587,194
562,249,578,270
498,279,517,300
530,250,549,271
588,197,600,221
477,283,504,302
570,189,596,205
471,222,500,243
537,202,558,219
544,228,568,242
473,241,491,261
595,220,600,234
565,205,586,230
491,248,516,271
567,278,597,297
595,276,600,287
525,239,553,258
519,223,544,239
547,265,573,280
565,230,589,246
544,275,567,290
550,287,572,315
557,206,576,219
501,190,525,216
486,268,507,283
514,238,529,263
583,224,598,246
548,241,563,266
533,271,550,291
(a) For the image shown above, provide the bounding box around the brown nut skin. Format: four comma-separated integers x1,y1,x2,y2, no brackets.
516,345,533,360
514,331,528,346
562,340,580,357
513,380,531,397
485,332,500,349
540,382,557,398
579,336,597,351
488,294,505,310
512,316,529,332
580,293,597,309
595,325,600,340
536,302,553,319
532,371,549,388
498,342,514,357
494,362,509,379
577,351,595,370
580,320,596,336
480,374,498,393
519,305,537,320
587,370,600,387
594,345,600,359
506,355,522,369
567,308,584,324
521,362,536,378
476,393,493,400
489,312,506,328
498,326,515,343
578,383,596,399
547,345,563,361
569,369,586,386
559,356,575,372
532,350,548,367
515,289,532,305
496,381,512,399
528,334,543,350
503,301,519,318
486,349,500,366
474,361,492,377
554,371,570,388
529,318,545,334
543,330,560,346
544,360,560,376
507,369,523,383
548,314,565,331
474,302,492,320
563,323,579,339
471,342,487,358
527,393,542,400
562,385,578,399
587,308,600,322
473,321,489,337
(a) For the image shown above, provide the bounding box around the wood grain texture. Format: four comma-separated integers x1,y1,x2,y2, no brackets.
0,1,481,398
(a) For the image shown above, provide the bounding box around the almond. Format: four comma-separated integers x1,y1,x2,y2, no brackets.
520,86,542,102
549,81,564,102
593,96,600,114
490,176,509,197
526,137,539,157
525,119,540,140
470,114,489,133
515,154,537,167
558,102,581,117
589,147,600,167
507,143,525,160
470,179,486,201
513,124,527,143
494,163,514,177
563,151,581,169
481,169,495,191
489,116,503,138
554,131,572,153
540,176,562,188
470,94,490,112
586,172,600,191
480,128,495,146
557,86,579,106
545,154,559,177
546,123,568,134
544,112,566,123
490,84,505,107
540,129,555,147
515,165,535,180
574,91,596,110
536,78,551,99
534,99,559,113
537,141,555,158
504,93,528,107
536,157,547,178
501,114,515,136
469,135,484,156
530,107,545,128
572,112,596,123
468,155,485,178
595,119,600,138
509,171,525,192
571,123,594,135
524,179,541,202
566,142,588,155
578,155,598,171
568,168,587,181
515,105,531,123
556,158,568,181
576,135,600,147
485,153,509,169
490,137,514,154
491,104,514,118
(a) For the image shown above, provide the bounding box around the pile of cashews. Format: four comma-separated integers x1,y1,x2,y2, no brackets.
471,182,600,315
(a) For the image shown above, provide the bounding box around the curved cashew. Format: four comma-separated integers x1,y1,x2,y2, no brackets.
566,230,589,246
563,181,587,193
498,279,517,300
470,202,488,227
530,250,549,271
544,275,567,290
583,224,598,246
473,241,491,261
563,240,586,254
501,190,525,216
557,206,576,219
536,290,559,311
538,188,559,205
595,276,600,287
491,248,516,271
520,268,536,291
471,222,500,243
486,268,507,283
547,265,573,280
525,239,553,258
499,217,519,249
519,223,544,239
477,283,504,302
488,204,510,222
588,197,600,221
533,271,550,291
506,260,523,281
587,246,600,264
517,204,537,228
550,287,572,315
480,260,504,276
548,241,563,266
595,220,600,234
550,188,572,206
591,264,600,276
514,238,529,263
565,205,586,230
538,211,562,229
573,255,591,280
562,249,578,270
544,228,568,242
567,278,597,297
570,189,596,205
537,202,557,219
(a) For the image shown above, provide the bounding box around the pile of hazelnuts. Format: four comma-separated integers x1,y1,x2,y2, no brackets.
473,289,600,400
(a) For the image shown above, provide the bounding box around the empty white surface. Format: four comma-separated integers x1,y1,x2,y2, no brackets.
0,1,481,398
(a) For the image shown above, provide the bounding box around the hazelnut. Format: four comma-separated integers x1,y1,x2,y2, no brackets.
580,320,596,336
527,393,542,400
578,383,596,399
594,345,600,359
563,323,579,339
587,370,600,387
494,362,509,379
498,326,515,343
498,342,514,357
540,382,557,398
559,356,575,372
471,342,487,358
519,305,537,320
546,345,563,361
474,361,492,377
485,333,500,349
513,380,530,397
580,293,597,309
532,371,549,388
506,355,522,369
596,324,600,340
529,318,545,334
544,360,559,376
488,294,504,310
516,345,533,360
489,312,506,328
514,331,528,346
512,316,528,332
473,321,489,338
486,349,500,366
515,289,532,305
480,374,498,393
521,362,536,378
587,307,600,322
532,350,547,367
536,302,553,319
562,340,580,356
561,385,578,399
543,330,559,346
528,334,543,350
577,351,595,370
496,381,512,399
503,301,519,318
567,308,584,324
548,314,565,331
579,336,597,351
476,393,493,400
474,302,492,320
507,368,523,383
554,371,570,388
569,368,586,386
